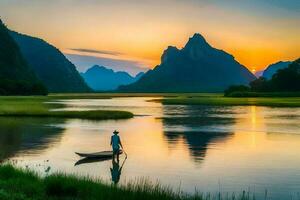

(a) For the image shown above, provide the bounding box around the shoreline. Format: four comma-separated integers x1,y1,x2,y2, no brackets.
0,164,255,200
0,96,133,120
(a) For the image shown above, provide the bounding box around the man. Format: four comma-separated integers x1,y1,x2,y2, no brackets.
110,130,123,161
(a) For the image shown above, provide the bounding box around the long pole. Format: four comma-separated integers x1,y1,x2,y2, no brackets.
122,149,128,158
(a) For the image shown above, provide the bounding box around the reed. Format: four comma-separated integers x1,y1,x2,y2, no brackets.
0,165,255,200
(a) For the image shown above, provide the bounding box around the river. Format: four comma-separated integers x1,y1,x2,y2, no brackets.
2,97,300,199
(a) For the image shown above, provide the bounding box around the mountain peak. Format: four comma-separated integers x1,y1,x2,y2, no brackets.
87,65,113,73
161,46,179,63
182,33,213,60
184,33,209,48
81,65,144,91
90,65,105,70
191,33,206,41
119,32,256,92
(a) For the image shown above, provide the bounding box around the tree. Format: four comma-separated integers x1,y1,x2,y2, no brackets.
224,58,300,96
224,85,250,96
271,58,300,91
249,77,271,92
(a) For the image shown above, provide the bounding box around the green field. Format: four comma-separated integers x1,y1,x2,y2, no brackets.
0,96,133,120
0,165,254,200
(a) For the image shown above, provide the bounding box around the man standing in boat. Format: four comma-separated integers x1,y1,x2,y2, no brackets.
110,130,123,161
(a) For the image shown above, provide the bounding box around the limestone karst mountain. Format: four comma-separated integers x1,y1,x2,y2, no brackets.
118,33,256,92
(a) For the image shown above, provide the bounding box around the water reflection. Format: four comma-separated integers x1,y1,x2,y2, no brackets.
164,131,233,163
0,117,65,160
75,157,111,166
74,156,126,185
2,98,300,199
237,106,300,134
161,105,234,162
110,159,126,184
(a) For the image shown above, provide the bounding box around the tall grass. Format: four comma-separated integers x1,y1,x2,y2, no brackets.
0,165,255,200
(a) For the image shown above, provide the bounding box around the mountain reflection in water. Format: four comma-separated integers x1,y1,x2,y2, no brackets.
0,117,65,160
164,131,233,163
161,105,235,162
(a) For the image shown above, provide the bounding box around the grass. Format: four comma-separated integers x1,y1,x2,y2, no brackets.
153,94,300,107
0,164,255,200
48,93,220,98
1,93,300,120
225,91,300,97
52,93,300,107
0,96,133,120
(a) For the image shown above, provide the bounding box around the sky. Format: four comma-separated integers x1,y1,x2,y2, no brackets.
0,0,299,75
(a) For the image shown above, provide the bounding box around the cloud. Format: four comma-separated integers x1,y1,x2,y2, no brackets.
65,53,148,76
69,48,123,56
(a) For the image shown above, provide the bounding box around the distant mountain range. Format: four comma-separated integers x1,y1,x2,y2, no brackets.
1,17,295,94
119,33,256,92
0,19,47,95
254,70,264,78
81,65,144,91
262,61,292,79
10,31,90,93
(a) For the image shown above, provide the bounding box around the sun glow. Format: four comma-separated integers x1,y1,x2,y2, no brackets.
0,0,299,71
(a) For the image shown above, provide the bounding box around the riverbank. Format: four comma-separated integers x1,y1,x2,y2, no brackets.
48,93,213,98
155,95,300,107
0,165,254,200
0,96,133,120
2,94,300,120
225,91,300,97
49,93,300,107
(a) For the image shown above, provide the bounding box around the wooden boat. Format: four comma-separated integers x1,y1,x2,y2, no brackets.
75,150,123,158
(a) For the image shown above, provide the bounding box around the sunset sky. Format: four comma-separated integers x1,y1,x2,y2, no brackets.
0,0,299,75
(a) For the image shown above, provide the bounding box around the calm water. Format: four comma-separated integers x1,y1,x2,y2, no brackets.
2,97,300,199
